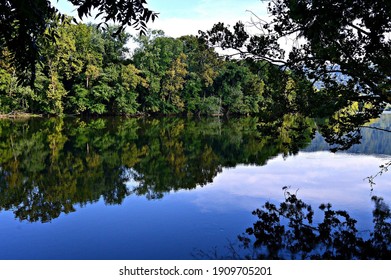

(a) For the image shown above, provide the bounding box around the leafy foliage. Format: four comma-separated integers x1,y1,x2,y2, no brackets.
0,0,157,84
70,0,158,35
0,0,60,85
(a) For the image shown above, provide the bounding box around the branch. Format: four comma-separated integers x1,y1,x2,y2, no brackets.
365,161,391,190
359,126,391,133
217,49,287,65
347,22,371,36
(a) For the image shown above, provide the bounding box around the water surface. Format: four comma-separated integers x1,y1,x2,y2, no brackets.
0,114,390,259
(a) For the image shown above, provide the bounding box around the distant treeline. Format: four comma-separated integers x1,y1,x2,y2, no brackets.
0,19,319,117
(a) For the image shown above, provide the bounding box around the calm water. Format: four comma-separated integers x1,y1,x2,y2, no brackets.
0,114,390,259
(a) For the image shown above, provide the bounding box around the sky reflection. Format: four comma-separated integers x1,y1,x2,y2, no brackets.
181,151,391,229
1,150,390,259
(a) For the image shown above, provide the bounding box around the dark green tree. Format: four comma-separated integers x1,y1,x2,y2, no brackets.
132,33,186,113
179,35,222,115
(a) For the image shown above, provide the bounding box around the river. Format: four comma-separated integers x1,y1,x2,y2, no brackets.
0,114,390,259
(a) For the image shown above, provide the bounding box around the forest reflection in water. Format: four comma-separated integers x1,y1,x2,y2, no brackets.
0,114,390,259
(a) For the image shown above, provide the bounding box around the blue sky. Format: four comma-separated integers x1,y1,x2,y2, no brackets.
52,0,269,37
147,0,268,37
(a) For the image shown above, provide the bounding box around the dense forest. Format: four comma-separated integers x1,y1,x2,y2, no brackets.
2,0,390,121
0,18,319,117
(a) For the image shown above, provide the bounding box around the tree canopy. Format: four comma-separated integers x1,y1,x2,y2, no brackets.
1,22,312,117
0,0,157,84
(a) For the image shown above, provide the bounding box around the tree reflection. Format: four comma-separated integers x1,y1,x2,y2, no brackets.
0,114,316,222
0,114,389,223
238,188,391,260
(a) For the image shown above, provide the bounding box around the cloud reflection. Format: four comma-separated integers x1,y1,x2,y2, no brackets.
184,152,391,219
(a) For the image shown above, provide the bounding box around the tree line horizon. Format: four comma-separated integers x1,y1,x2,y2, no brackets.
0,19,318,118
